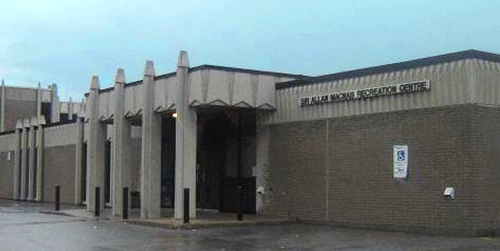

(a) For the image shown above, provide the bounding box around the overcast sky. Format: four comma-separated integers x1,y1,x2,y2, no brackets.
0,0,499,100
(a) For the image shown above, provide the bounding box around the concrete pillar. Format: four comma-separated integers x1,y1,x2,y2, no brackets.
20,118,29,200
13,120,22,200
27,117,37,201
174,51,197,219
140,61,162,219
1,79,5,132
35,117,45,202
112,68,132,216
74,117,84,204
79,98,86,118
256,120,271,213
86,76,106,213
69,97,73,120
50,83,60,123
36,82,42,117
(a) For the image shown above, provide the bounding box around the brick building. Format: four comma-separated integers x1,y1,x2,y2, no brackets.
1,49,500,235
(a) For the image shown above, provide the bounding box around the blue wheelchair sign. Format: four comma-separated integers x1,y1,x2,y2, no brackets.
393,145,409,179
397,150,405,161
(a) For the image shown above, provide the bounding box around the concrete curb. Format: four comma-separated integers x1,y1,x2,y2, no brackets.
126,219,292,230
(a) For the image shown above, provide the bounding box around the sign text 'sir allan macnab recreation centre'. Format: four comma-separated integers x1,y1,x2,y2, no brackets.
299,80,430,106
1,49,500,236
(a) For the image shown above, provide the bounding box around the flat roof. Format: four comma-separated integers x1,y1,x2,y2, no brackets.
275,49,500,90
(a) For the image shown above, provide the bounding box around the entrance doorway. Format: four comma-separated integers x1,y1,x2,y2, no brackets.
105,140,111,205
81,142,87,204
197,108,256,213
161,116,175,208
159,108,257,214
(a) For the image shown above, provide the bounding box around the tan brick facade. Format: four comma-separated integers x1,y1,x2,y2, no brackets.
264,104,500,236
43,145,76,203
4,100,37,132
0,151,14,199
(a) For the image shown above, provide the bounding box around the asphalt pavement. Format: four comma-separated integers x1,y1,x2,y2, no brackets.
1,199,500,251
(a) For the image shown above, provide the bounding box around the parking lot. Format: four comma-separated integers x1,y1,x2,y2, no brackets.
1,200,500,251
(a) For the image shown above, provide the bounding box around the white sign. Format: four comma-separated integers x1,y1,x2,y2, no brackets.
393,145,408,179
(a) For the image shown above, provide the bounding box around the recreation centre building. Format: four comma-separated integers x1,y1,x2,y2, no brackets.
1,49,500,235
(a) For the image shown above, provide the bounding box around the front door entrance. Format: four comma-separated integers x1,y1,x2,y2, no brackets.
197,109,256,213
159,108,257,214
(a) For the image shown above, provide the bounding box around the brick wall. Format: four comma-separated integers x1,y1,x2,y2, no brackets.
4,100,37,131
471,105,500,233
43,145,76,203
263,104,500,235
265,120,328,221
0,151,14,199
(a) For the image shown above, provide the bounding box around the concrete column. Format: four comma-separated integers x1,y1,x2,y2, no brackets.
27,117,36,201
86,76,106,214
79,98,86,118
50,83,60,123
112,68,132,216
74,117,84,204
68,97,73,120
174,51,197,219
256,121,271,213
36,82,42,117
20,119,29,200
13,120,22,200
35,117,45,202
140,61,162,219
1,79,5,132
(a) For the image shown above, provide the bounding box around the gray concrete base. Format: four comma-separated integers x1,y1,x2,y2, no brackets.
54,206,289,230
126,213,289,230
